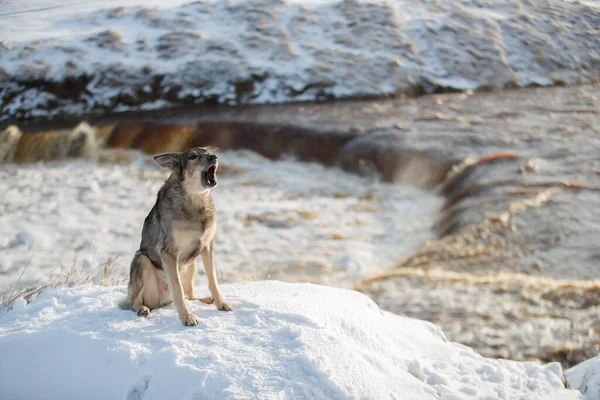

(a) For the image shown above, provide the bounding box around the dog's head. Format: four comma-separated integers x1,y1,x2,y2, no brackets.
154,146,219,191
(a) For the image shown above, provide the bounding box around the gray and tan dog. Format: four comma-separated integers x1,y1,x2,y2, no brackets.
119,146,231,326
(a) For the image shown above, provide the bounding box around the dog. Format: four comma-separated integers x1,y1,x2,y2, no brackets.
119,146,232,326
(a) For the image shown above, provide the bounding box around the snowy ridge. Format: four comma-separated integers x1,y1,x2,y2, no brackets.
0,281,579,399
1,0,599,120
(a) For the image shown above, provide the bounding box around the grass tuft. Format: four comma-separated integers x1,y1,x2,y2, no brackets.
0,255,127,311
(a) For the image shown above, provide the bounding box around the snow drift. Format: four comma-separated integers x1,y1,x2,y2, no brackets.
1,0,599,121
0,281,579,399
568,355,600,400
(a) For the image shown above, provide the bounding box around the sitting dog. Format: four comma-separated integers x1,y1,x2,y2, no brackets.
119,146,231,326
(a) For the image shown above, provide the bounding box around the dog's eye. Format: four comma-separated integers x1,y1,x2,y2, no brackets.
189,154,198,160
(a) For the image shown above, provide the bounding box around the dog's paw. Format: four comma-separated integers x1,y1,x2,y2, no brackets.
137,306,150,317
181,312,199,326
215,300,232,312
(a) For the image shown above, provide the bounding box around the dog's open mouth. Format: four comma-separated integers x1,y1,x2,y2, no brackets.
203,165,218,188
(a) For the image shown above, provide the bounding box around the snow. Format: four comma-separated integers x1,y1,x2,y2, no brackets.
0,281,579,399
1,0,599,120
568,355,600,400
0,150,441,291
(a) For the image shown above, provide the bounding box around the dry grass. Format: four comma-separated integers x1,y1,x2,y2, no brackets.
355,267,600,294
239,212,297,228
0,254,127,311
332,191,351,199
297,210,319,220
87,29,124,51
318,233,347,240
541,342,600,368
239,210,319,228
291,260,328,271
346,202,377,213
360,191,377,201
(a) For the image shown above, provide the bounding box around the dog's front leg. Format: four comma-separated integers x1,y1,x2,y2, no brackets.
200,241,232,311
182,260,214,304
162,254,199,326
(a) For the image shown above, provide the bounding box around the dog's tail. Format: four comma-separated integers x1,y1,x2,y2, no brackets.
117,299,131,310
117,291,132,310
117,297,132,310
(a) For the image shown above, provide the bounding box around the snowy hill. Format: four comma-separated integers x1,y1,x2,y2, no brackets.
1,0,599,121
0,281,580,399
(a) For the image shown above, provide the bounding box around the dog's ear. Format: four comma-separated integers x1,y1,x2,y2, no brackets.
154,153,180,170
202,146,219,154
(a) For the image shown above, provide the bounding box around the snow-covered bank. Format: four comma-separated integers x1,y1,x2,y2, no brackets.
0,150,441,291
568,356,600,400
1,0,599,121
0,281,579,399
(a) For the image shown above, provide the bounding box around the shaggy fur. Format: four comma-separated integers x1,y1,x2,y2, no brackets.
119,146,231,326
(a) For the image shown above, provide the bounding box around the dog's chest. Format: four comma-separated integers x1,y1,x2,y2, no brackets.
171,219,215,262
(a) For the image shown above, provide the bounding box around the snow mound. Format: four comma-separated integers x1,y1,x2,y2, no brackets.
568,355,600,400
0,281,578,399
1,0,599,120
